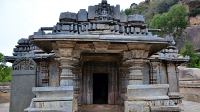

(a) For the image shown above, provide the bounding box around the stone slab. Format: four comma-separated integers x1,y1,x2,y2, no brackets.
127,84,169,101
25,101,73,112
124,101,149,112
32,86,74,98
10,74,36,112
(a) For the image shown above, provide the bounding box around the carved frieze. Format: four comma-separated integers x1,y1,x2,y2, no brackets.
12,58,36,70
93,42,110,52
131,50,145,59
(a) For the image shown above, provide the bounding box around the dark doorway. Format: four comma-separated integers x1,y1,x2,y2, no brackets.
93,73,108,104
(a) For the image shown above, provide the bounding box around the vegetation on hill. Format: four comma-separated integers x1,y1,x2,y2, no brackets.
180,41,200,68
190,8,200,17
149,4,188,43
0,53,11,82
121,0,180,24
121,0,200,68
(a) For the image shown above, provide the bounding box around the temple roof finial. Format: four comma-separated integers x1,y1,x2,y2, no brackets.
102,0,107,3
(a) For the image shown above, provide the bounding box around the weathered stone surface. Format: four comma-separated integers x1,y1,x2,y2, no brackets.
114,5,120,20
32,86,73,98
49,57,60,87
10,58,36,112
59,12,77,22
178,25,200,50
128,14,145,23
25,86,76,112
120,13,127,22
127,84,169,101
124,101,149,112
78,9,88,22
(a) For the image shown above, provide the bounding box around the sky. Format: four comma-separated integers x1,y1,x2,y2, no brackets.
0,0,144,62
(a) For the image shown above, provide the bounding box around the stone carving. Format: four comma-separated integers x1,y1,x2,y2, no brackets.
39,62,49,87
12,58,36,70
32,0,150,36
158,46,190,61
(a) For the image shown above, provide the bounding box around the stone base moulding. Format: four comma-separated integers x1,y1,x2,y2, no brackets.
25,86,78,112
127,84,169,101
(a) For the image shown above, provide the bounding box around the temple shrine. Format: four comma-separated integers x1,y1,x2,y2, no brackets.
5,0,189,112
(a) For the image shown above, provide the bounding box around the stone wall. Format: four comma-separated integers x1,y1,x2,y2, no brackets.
0,83,10,103
179,67,200,102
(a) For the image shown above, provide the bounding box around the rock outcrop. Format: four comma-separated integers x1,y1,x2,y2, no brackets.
182,0,200,26
177,25,200,50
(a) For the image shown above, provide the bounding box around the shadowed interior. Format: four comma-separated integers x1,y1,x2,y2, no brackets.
93,73,108,104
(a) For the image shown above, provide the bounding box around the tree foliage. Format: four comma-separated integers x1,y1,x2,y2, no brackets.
180,41,200,68
0,53,11,82
150,5,188,43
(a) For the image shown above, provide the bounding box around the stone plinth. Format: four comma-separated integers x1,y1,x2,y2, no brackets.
127,84,169,101
25,86,77,112
125,84,181,112
32,86,73,99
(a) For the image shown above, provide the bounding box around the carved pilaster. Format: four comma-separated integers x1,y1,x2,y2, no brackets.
39,62,49,87
72,66,81,95
166,62,181,98
119,66,129,94
150,61,160,84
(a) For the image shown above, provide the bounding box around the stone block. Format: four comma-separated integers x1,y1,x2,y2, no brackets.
114,25,119,31
10,74,36,112
57,24,62,31
124,101,149,112
128,14,145,22
114,5,120,20
62,25,70,31
25,101,73,112
59,12,77,22
78,9,88,22
126,27,130,33
135,27,140,33
93,23,97,30
127,84,169,101
119,26,125,33
97,24,110,30
88,6,96,19
32,86,74,99
129,80,143,85
184,93,198,102
120,13,127,22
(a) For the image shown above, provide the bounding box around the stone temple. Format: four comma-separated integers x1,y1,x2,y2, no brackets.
5,0,190,112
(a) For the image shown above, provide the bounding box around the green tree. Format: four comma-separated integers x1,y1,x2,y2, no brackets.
180,41,200,68
150,4,188,43
0,53,11,82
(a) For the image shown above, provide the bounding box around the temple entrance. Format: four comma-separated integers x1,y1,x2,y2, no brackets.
93,73,108,104
82,61,119,105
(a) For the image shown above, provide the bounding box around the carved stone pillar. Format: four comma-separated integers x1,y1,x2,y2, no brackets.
124,59,147,85
122,44,151,86
52,41,78,86
59,57,77,86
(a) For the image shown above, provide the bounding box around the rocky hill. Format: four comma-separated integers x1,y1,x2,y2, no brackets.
133,0,200,50
178,0,200,50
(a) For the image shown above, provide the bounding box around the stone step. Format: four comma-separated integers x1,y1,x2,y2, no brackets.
151,106,181,112
82,110,119,112
81,105,119,111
